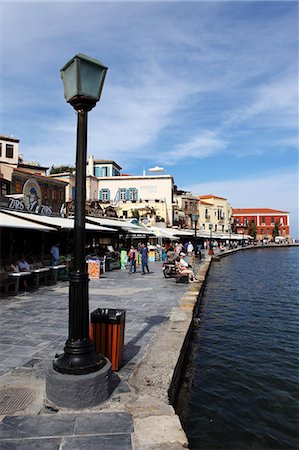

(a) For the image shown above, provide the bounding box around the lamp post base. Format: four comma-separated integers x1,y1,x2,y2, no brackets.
46,358,112,409
53,339,107,375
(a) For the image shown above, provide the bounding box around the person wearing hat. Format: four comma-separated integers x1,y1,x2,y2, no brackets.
175,256,199,283
179,252,189,268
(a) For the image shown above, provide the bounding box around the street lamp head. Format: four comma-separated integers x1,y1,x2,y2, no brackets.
61,53,108,111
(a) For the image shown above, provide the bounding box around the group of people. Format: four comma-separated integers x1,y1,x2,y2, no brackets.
127,242,150,275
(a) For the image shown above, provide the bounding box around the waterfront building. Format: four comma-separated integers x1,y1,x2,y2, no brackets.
198,195,232,236
173,189,200,229
0,135,48,176
0,164,66,215
232,208,290,241
52,155,175,226
0,135,66,215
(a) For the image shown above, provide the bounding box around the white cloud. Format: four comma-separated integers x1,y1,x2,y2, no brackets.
162,131,227,165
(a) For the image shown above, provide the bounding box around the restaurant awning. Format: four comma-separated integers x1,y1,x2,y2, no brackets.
0,211,54,231
86,216,154,236
0,210,117,232
146,226,178,240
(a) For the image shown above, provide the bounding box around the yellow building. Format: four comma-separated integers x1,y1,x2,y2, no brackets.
199,195,232,236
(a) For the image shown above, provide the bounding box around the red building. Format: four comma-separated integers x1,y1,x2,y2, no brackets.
232,208,290,241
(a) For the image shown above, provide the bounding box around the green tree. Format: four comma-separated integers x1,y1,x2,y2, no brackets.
50,165,75,174
272,221,280,239
131,209,140,219
247,222,257,239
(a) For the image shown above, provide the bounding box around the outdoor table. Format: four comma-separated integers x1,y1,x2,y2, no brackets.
7,272,31,294
30,268,50,289
49,264,67,283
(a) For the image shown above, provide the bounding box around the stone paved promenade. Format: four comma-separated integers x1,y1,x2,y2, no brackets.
0,259,196,449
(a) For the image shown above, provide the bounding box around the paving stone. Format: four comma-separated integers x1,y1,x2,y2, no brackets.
61,433,132,450
74,412,133,435
0,414,76,439
0,437,62,449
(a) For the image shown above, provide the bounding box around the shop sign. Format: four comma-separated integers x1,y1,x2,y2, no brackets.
7,197,53,215
5,179,53,215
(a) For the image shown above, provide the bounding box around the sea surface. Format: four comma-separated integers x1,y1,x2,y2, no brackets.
178,247,299,450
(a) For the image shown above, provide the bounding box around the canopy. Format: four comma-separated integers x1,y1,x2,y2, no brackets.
0,210,117,232
86,216,154,236
0,211,54,231
147,226,178,240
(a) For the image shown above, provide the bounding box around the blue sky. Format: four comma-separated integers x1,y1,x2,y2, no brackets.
1,1,298,237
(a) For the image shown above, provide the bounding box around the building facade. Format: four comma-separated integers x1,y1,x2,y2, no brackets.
55,156,175,226
0,135,48,175
232,208,290,241
173,189,200,229
0,164,66,215
198,195,232,235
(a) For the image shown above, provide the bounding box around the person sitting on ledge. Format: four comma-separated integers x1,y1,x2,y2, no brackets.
17,255,31,272
175,257,199,283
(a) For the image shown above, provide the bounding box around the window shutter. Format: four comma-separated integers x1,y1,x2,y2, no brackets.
107,190,110,201
99,190,103,201
126,189,130,200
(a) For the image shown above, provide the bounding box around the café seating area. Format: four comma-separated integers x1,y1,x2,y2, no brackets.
0,255,66,296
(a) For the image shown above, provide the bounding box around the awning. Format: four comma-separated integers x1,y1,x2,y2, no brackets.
146,226,178,240
0,211,54,231
86,216,154,236
1,210,117,232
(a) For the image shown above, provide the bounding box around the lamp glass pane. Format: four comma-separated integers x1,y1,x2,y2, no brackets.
62,61,78,102
80,61,105,100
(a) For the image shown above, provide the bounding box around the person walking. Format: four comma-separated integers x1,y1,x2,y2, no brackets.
128,245,137,274
187,241,194,255
140,242,150,274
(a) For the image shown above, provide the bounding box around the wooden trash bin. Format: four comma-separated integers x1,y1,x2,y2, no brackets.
90,308,126,371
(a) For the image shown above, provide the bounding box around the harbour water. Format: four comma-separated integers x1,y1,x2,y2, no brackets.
178,247,299,449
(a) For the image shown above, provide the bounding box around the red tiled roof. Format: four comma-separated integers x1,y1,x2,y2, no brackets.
232,208,289,214
200,194,227,200
13,167,67,184
200,200,213,205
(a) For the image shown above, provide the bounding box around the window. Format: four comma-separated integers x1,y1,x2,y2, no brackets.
261,217,265,225
120,188,127,201
261,229,264,234
0,143,2,157
251,218,255,224
280,217,284,224
6,144,14,158
100,188,110,202
205,209,209,219
102,167,108,177
271,217,274,224
244,218,248,226
215,224,217,232
1,182,8,195
236,218,239,225
201,224,205,230
129,188,138,201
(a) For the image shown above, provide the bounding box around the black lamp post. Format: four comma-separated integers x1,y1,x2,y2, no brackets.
192,214,199,256
53,54,108,375
208,224,214,255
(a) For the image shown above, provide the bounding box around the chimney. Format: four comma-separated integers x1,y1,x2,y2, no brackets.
87,154,94,176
